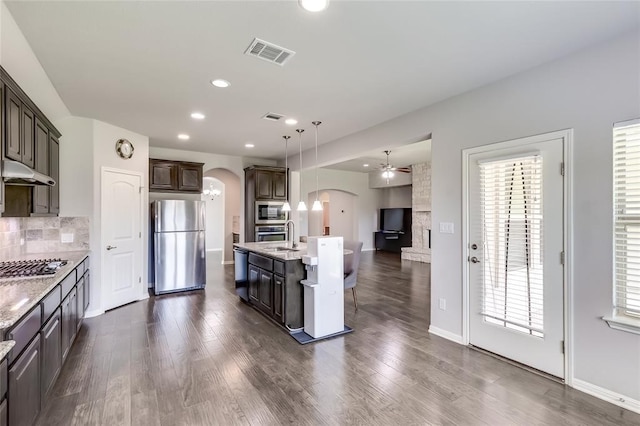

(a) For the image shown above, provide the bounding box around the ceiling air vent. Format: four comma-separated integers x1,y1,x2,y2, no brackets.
245,38,295,66
262,113,284,121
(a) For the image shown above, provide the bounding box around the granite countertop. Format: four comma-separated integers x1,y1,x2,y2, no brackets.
0,250,90,334
234,241,307,261
0,340,15,360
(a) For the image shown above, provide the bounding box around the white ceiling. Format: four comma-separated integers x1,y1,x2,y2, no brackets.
6,1,639,160
324,139,430,173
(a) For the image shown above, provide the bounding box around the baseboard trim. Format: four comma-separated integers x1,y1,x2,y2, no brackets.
222,260,234,265
207,248,223,252
428,326,464,344
572,379,640,414
84,309,104,318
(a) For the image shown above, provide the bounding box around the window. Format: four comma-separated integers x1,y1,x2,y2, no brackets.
607,118,640,334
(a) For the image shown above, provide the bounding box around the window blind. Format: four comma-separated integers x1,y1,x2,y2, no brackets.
478,155,544,336
613,119,640,317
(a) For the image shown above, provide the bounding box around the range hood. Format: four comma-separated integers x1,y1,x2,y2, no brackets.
2,160,56,186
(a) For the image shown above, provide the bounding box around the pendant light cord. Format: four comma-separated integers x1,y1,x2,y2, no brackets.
312,121,321,201
283,135,290,202
296,129,305,210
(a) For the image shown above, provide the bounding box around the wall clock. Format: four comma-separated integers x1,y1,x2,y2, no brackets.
115,138,134,159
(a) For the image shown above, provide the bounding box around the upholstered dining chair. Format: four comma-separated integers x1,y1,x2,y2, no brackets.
343,240,364,311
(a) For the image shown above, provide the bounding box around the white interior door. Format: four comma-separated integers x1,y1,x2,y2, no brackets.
102,168,143,311
468,136,565,378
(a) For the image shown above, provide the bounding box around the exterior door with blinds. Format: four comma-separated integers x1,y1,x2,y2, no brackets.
468,136,565,378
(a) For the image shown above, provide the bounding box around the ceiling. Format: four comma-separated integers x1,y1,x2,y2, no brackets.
6,1,639,160
324,139,430,173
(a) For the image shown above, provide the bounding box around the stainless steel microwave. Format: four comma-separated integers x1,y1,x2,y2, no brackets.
255,201,289,224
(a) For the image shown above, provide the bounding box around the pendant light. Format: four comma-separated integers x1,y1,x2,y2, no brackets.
281,135,292,212
296,129,307,211
311,121,323,211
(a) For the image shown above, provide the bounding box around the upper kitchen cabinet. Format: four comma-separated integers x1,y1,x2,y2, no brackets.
247,166,288,201
149,159,204,193
0,66,62,217
48,135,60,214
33,118,49,214
0,82,4,214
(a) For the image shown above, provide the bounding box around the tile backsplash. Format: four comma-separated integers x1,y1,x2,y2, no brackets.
0,217,90,259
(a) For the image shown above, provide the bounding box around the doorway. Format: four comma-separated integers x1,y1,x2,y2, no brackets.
463,130,570,379
203,168,241,264
307,189,357,241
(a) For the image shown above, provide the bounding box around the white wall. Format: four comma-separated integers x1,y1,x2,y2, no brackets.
0,2,70,122
202,177,224,251
306,33,640,403
379,186,412,209
92,120,149,314
300,168,381,250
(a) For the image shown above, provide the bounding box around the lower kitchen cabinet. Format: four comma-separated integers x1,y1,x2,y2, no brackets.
9,335,41,426
248,264,260,304
3,254,90,426
41,309,62,400
258,269,273,314
60,292,72,362
76,277,84,331
0,398,6,426
273,274,284,324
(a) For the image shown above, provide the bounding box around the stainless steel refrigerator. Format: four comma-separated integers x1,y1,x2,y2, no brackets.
151,200,206,295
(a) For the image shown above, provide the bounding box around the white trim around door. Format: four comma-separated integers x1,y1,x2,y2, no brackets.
461,129,573,384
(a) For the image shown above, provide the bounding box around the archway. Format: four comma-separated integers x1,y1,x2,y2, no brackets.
203,168,241,264
307,189,358,241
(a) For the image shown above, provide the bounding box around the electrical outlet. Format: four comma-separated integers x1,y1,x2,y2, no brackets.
61,233,74,243
439,222,454,234
439,298,446,310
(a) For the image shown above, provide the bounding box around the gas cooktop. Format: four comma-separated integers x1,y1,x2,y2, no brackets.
0,259,68,278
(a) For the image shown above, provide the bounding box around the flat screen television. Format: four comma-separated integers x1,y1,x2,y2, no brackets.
380,208,408,232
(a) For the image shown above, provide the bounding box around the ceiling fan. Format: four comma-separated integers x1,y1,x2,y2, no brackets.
379,150,411,182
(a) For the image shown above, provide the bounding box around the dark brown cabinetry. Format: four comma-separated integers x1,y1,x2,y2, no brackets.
41,309,61,400
253,168,287,201
1,66,62,218
246,252,303,328
9,335,41,426
33,118,49,214
0,83,4,214
273,274,284,324
48,135,60,214
5,88,22,164
149,159,204,193
244,166,288,242
3,256,89,426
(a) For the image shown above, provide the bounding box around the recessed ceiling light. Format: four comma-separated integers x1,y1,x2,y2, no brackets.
245,143,255,148
178,134,190,140
285,118,298,126
363,164,369,167
191,112,205,120
299,0,329,12
211,79,230,88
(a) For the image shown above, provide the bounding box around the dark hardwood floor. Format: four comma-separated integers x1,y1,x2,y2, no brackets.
38,251,640,425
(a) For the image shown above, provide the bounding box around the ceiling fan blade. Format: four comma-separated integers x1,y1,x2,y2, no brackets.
397,168,412,173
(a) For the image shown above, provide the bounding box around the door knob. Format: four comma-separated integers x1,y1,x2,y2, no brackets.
470,256,480,263
106,245,117,251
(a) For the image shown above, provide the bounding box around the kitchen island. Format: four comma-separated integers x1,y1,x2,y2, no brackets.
233,242,307,331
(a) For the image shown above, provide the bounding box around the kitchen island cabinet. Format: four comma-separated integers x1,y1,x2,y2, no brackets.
236,242,305,330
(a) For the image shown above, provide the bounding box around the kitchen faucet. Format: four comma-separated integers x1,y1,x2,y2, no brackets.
285,220,297,249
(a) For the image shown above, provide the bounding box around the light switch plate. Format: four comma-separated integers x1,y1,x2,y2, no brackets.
439,222,454,234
